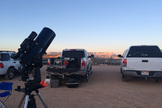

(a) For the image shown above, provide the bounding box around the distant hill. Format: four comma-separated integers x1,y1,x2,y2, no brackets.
43,52,119,59
43,52,61,58
89,52,118,59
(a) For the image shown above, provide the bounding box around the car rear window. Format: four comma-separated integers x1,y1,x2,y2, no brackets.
127,46,162,57
0,53,10,61
62,51,85,58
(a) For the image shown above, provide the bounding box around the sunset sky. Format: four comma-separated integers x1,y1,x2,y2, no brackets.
0,0,162,54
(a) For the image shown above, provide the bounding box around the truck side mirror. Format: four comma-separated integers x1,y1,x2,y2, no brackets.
118,54,123,58
91,54,94,58
88,54,94,58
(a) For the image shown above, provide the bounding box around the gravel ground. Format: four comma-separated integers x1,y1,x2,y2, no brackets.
1,65,162,108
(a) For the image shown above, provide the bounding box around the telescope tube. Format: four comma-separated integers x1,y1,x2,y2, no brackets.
21,27,56,66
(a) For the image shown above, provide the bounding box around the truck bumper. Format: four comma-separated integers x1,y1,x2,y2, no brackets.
46,66,86,77
0,69,5,75
123,70,162,78
48,70,86,77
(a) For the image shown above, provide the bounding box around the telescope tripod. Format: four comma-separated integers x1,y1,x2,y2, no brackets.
16,81,48,108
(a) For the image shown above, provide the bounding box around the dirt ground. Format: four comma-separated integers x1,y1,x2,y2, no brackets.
1,65,162,108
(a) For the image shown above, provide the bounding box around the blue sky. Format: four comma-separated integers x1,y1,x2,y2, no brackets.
0,0,162,54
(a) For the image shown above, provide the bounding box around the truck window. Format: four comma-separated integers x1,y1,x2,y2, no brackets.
0,53,10,61
123,50,128,58
127,46,162,57
62,51,85,58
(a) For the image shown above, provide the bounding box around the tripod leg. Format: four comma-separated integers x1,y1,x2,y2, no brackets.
24,95,29,108
37,92,48,108
0,100,8,108
18,94,26,108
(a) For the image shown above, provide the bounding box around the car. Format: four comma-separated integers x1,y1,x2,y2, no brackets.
118,45,162,82
0,51,21,79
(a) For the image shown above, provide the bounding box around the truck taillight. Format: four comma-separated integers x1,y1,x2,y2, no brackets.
47,59,50,65
0,63,4,68
81,61,85,67
70,49,76,51
123,59,127,67
63,61,68,65
81,61,85,70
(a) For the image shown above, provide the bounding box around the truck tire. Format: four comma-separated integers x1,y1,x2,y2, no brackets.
5,67,15,80
89,66,92,74
122,73,128,82
155,78,159,83
120,68,122,73
84,72,89,82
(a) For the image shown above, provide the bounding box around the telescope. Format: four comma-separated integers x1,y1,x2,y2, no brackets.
12,27,56,83
12,27,56,108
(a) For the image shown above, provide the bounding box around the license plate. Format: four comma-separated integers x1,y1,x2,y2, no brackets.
141,71,149,75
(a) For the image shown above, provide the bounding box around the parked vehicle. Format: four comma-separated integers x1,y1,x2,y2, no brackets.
118,45,162,82
46,49,93,87
0,51,21,79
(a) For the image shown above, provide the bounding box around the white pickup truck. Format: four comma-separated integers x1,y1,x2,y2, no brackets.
118,45,162,82
0,51,21,79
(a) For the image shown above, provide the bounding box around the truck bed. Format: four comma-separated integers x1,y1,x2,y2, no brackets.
47,57,81,73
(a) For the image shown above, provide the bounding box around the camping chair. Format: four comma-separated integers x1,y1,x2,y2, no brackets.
0,82,13,108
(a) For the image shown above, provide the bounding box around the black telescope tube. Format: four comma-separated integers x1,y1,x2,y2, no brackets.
21,27,56,65
34,27,56,55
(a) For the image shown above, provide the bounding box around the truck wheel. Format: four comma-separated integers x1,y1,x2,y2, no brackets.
122,73,128,82
5,67,15,80
155,78,159,83
120,69,122,73
89,66,92,74
84,72,89,82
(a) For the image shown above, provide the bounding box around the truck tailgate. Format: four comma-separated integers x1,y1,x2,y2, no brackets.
126,58,162,71
46,67,80,73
